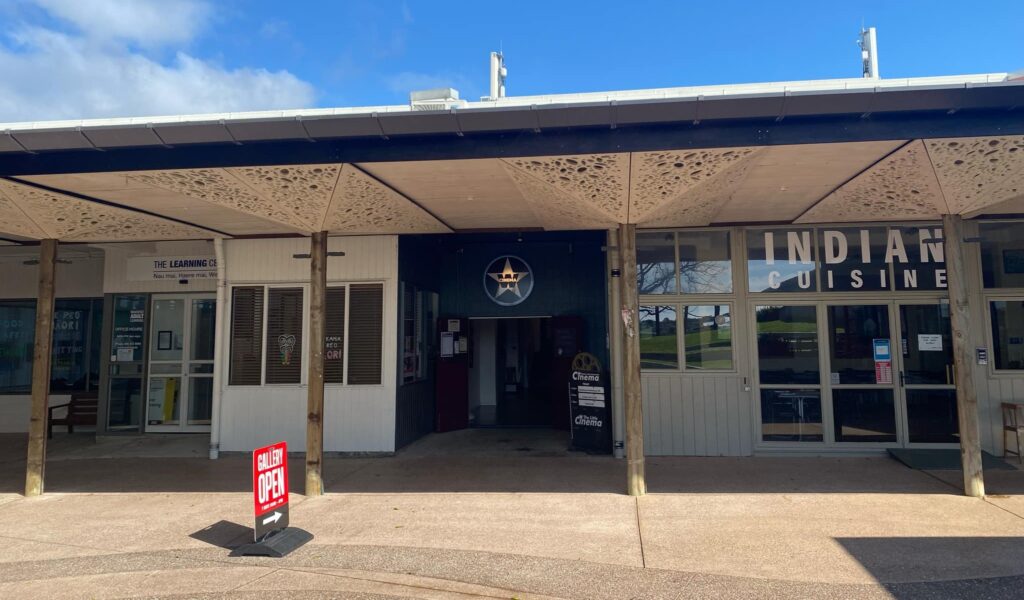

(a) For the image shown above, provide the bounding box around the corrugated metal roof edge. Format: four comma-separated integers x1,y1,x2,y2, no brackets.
0,73,1021,155
0,73,1010,131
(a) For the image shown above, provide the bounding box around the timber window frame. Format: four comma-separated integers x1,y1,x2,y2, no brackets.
227,282,385,387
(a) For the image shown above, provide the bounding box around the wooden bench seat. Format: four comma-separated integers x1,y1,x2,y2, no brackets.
48,392,98,438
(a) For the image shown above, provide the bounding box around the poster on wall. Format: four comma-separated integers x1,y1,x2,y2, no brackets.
111,298,146,362
568,352,612,453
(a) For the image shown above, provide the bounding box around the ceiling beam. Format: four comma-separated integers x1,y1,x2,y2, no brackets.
3,176,232,238
791,140,914,223
349,163,456,232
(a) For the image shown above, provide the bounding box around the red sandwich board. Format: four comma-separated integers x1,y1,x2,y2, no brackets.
252,441,289,541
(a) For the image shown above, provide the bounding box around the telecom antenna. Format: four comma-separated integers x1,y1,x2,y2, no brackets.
858,27,879,79
488,51,508,99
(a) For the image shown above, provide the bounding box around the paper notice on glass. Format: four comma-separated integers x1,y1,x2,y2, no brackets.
116,347,135,362
875,360,892,384
447,319,461,333
440,332,454,357
918,334,943,351
458,336,468,353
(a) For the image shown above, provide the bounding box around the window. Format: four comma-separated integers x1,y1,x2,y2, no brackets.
981,222,1024,288
640,303,734,372
348,284,383,385
324,287,346,384
748,226,947,293
50,299,102,392
637,230,732,295
265,288,303,384
639,305,677,369
229,287,263,385
990,300,1024,370
682,305,732,369
679,231,732,293
893,226,945,291
637,232,676,294
747,229,817,293
818,227,888,292
400,283,438,385
229,283,384,386
0,298,103,395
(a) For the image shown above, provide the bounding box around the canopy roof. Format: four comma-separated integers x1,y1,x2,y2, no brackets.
0,73,1022,243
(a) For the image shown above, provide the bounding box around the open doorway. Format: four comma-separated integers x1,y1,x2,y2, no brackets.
469,318,555,428
437,316,581,431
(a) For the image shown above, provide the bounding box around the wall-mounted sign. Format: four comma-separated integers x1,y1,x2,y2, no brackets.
977,347,989,365
747,227,947,293
127,256,217,281
483,255,534,306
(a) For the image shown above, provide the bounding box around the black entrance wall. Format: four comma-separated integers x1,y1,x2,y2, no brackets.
395,231,609,448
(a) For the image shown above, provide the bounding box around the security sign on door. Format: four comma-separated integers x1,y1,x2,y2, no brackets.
252,441,289,541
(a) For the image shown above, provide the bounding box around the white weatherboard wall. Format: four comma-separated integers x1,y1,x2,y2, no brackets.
218,236,399,454
0,247,105,433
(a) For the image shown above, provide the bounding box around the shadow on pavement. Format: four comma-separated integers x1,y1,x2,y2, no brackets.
2,429,1018,495
837,537,1024,597
189,520,253,550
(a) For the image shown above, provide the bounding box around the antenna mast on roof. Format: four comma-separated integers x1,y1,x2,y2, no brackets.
859,27,880,79
487,51,508,100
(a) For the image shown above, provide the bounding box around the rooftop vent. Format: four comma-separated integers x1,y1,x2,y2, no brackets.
410,87,466,111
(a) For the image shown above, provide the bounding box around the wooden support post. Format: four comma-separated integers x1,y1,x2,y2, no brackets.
25,239,57,497
618,223,647,496
305,231,327,497
943,214,985,498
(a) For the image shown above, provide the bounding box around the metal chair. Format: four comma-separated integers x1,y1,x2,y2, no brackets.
1001,403,1024,464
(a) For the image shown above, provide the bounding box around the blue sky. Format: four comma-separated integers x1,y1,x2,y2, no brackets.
0,0,1022,121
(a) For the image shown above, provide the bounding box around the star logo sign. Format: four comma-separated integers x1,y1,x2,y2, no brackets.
488,258,528,298
483,255,534,306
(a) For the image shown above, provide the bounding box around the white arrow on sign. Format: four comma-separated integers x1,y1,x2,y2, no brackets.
262,511,283,526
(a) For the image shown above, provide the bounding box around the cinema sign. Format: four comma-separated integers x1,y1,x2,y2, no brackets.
747,226,947,292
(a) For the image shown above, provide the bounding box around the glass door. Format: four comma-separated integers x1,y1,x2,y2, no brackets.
897,303,958,445
145,294,215,432
755,304,823,443
825,304,898,445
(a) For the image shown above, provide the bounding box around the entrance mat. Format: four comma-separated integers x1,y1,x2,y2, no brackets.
888,448,1016,471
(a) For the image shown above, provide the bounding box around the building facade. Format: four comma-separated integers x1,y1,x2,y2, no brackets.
3,218,1024,459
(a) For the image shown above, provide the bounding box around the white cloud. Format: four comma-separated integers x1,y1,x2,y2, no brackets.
0,2,316,122
32,0,211,47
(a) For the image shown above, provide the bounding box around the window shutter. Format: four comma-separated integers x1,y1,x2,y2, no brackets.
324,287,346,384
265,287,303,384
229,287,263,385
348,283,383,385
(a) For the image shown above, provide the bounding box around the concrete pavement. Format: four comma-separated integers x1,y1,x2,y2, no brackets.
2,430,1024,598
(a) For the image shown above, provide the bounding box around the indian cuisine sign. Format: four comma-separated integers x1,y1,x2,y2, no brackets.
747,227,947,293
